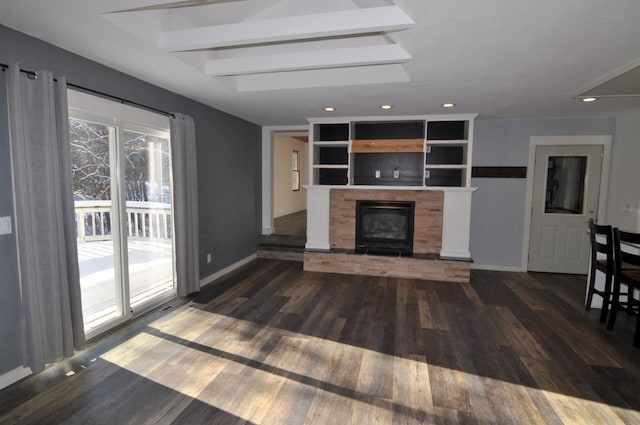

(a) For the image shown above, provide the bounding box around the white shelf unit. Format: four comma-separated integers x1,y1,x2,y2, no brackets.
425,119,473,187
308,114,476,187
310,121,351,185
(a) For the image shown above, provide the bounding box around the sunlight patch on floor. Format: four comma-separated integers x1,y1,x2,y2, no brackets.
100,306,640,424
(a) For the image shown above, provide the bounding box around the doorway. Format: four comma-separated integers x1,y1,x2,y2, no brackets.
271,131,308,238
69,91,176,338
527,143,605,273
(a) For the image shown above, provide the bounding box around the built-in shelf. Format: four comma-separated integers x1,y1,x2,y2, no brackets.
313,141,349,146
309,114,476,187
425,164,467,169
352,139,423,153
425,140,468,145
313,164,349,169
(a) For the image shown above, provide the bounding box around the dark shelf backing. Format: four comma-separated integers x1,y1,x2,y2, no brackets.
353,121,425,140
317,146,348,165
315,123,350,141
426,145,465,165
426,121,468,140
425,169,465,187
318,168,348,185
353,152,423,186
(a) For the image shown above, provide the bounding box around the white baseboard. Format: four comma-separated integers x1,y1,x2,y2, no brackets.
200,254,257,287
0,366,31,390
305,243,330,251
262,227,274,235
471,264,524,272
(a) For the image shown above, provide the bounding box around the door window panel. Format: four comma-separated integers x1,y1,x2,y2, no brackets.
544,156,587,215
123,130,174,307
70,119,121,332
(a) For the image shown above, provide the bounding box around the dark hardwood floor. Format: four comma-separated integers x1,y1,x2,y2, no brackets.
274,210,306,237
1,260,640,424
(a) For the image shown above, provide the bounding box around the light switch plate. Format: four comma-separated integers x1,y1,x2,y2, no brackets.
0,216,12,235
375,170,380,178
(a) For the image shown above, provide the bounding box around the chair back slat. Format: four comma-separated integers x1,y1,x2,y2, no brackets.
589,220,613,263
614,229,640,268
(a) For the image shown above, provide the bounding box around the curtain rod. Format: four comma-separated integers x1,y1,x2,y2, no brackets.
0,62,175,118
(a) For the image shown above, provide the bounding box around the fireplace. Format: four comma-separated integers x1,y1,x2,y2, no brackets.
355,200,415,256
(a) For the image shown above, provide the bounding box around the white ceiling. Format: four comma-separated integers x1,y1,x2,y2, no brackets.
1,0,640,125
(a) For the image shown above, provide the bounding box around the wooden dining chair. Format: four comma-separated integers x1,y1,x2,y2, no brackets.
585,220,615,323
606,229,640,346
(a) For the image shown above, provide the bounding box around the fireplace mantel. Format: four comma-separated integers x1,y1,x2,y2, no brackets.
304,185,477,260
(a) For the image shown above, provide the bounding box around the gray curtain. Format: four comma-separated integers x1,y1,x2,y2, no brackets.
170,113,200,297
6,64,85,373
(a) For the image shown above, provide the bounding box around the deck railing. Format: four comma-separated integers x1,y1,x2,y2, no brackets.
75,200,172,243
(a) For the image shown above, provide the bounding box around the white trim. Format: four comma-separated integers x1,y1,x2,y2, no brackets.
522,135,612,271
0,366,32,390
572,56,640,98
471,264,524,272
305,243,331,251
199,254,257,287
262,125,308,236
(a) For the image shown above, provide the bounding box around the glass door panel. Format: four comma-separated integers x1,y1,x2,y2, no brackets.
123,130,175,308
70,119,123,332
544,156,587,215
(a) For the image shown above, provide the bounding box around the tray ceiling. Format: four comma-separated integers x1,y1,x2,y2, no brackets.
1,0,640,125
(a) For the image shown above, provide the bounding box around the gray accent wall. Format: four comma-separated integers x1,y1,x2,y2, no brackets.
470,117,615,269
0,24,261,375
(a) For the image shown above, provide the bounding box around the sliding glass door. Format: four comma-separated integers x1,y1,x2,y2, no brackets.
70,119,121,331
69,107,175,337
123,130,175,308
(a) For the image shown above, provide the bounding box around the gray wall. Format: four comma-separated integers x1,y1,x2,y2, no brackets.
470,117,615,269
0,24,262,375
607,109,640,231
0,71,23,374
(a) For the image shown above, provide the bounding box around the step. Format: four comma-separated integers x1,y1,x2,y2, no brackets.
260,234,306,248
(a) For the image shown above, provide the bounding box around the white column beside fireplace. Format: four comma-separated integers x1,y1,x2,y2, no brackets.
440,188,477,259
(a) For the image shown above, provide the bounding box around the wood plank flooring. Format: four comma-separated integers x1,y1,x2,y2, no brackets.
2,260,640,424
274,210,306,237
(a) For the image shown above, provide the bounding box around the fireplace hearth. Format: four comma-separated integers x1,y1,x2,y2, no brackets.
355,200,415,256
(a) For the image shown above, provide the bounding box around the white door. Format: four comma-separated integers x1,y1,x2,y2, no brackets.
528,145,603,274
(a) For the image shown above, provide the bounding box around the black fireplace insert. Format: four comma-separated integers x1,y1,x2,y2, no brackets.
355,200,415,256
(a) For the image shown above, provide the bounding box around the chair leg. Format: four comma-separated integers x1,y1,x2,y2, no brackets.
585,268,596,311
628,287,637,315
599,273,612,323
607,288,619,331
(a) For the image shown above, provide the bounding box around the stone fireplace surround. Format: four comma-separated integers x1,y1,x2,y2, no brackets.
303,186,476,283
331,189,442,254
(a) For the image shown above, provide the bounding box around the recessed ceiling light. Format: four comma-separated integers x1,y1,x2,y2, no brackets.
323,107,335,112
380,105,393,110
581,97,597,103
441,103,456,108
